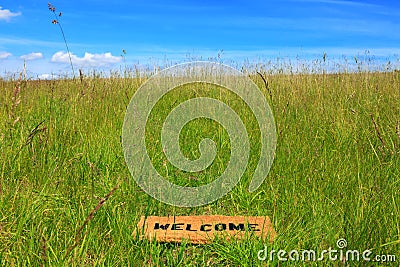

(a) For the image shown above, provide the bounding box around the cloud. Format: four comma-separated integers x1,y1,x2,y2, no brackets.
37,74,54,80
20,52,43,61
0,6,21,21
51,51,121,67
0,51,12,59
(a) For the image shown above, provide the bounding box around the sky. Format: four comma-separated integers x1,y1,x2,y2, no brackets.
0,0,399,78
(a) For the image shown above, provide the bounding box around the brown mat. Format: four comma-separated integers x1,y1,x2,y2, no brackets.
135,215,276,244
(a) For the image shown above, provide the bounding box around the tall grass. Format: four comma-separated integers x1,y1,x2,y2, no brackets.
0,61,399,266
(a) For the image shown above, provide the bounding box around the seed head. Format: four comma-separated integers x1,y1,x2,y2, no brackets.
48,3,56,12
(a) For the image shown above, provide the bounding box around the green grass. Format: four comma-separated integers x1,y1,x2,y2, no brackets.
0,66,399,266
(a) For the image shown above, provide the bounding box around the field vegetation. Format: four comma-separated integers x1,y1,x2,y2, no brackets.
0,61,399,266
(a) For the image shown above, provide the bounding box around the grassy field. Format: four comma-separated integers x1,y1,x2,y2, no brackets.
0,65,399,266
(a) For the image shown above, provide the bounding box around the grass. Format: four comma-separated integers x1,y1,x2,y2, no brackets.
0,63,399,266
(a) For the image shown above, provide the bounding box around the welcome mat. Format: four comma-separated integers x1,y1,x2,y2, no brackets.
135,215,276,244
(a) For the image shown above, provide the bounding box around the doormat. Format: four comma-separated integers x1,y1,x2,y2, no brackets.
135,215,276,244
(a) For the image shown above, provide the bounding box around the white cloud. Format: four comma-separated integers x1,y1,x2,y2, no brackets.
0,51,12,59
51,51,121,67
0,6,21,21
20,52,43,61
37,73,53,80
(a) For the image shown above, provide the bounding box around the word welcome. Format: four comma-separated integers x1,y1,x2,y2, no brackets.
154,222,260,232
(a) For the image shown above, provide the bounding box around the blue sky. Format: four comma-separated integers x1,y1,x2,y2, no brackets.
0,0,399,77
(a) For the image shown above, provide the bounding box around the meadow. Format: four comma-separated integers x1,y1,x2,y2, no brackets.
0,61,399,266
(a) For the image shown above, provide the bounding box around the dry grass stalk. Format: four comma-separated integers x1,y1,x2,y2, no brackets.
371,114,386,154
9,70,23,126
40,235,47,267
65,184,119,258
79,69,84,83
257,71,272,100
